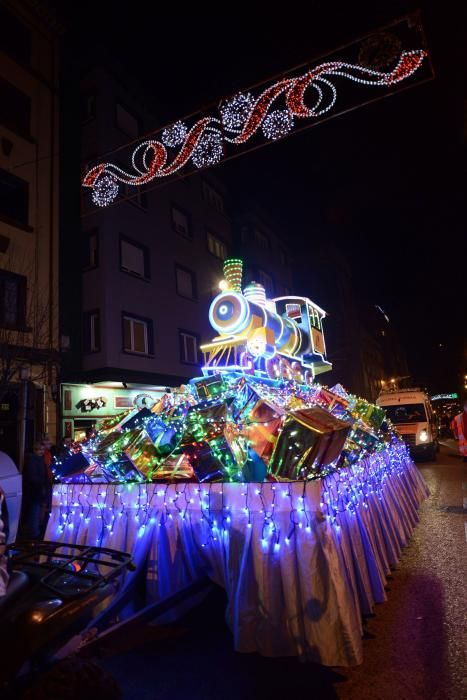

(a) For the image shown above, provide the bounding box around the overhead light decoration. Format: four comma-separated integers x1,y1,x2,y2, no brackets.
262,109,294,140
83,49,427,206
192,129,224,168
91,174,119,207
162,121,188,148
220,93,255,131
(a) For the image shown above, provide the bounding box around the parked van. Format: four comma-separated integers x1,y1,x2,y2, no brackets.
376,389,438,460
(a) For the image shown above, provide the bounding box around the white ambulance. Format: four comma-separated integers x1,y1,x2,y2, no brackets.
377,388,438,460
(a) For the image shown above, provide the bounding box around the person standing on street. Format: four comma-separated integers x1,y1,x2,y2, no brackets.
41,434,56,535
20,442,49,539
450,401,467,462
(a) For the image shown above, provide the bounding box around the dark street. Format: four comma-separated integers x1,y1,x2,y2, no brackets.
96,445,466,700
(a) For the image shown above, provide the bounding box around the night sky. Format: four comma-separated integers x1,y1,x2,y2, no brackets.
65,1,465,393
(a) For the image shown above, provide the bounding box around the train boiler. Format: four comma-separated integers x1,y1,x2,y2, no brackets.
200,259,332,384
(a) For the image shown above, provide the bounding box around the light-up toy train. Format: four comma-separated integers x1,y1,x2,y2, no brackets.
201,259,332,384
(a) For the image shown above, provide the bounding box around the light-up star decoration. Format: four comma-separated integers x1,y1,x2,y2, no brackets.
83,49,427,207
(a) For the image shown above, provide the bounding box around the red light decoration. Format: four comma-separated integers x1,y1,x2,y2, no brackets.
83,50,426,206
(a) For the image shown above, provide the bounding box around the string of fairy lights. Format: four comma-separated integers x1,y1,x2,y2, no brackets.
83,50,426,207
52,440,414,551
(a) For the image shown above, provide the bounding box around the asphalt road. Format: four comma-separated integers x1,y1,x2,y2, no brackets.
97,445,466,700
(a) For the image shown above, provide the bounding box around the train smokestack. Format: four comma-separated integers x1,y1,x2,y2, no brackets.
243,281,266,307
223,258,243,292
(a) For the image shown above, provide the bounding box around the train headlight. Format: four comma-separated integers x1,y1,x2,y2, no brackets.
219,303,231,317
209,292,249,334
419,429,428,442
247,337,266,358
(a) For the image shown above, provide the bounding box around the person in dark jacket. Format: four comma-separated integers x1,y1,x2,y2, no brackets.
21,442,49,540
41,434,56,535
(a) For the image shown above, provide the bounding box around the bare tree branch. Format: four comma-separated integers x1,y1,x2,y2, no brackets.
0,250,58,400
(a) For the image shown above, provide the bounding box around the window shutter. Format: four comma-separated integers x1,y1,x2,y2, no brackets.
121,239,145,277
83,312,91,352
147,321,154,355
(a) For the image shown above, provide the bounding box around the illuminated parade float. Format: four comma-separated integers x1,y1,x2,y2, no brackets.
49,29,431,664
49,259,428,666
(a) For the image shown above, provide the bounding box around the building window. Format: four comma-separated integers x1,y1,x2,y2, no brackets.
0,77,31,139
120,237,150,279
257,269,273,295
115,102,139,139
202,181,224,214
0,270,26,329
81,92,96,123
0,169,29,229
175,265,196,300
0,6,31,64
122,313,153,354
83,229,99,269
171,205,191,238
207,231,227,260
179,330,199,365
83,310,100,353
254,228,269,250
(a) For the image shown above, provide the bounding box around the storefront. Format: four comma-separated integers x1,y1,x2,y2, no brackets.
60,382,166,441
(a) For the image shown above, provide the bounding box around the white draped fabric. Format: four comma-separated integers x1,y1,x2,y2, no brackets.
47,445,428,666
0,492,8,595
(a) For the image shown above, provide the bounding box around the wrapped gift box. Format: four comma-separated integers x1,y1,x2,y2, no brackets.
152,453,195,481
270,406,351,480
241,398,285,462
181,401,228,445
123,431,161,479
182,442,226,482
191,374,225,400
143,415,182,458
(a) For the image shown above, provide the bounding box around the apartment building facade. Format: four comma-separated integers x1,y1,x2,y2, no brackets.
59,64,233,436
0,1,61,464
57,58,296,438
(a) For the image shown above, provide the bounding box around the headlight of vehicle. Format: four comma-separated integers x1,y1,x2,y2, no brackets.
419,429,428,442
